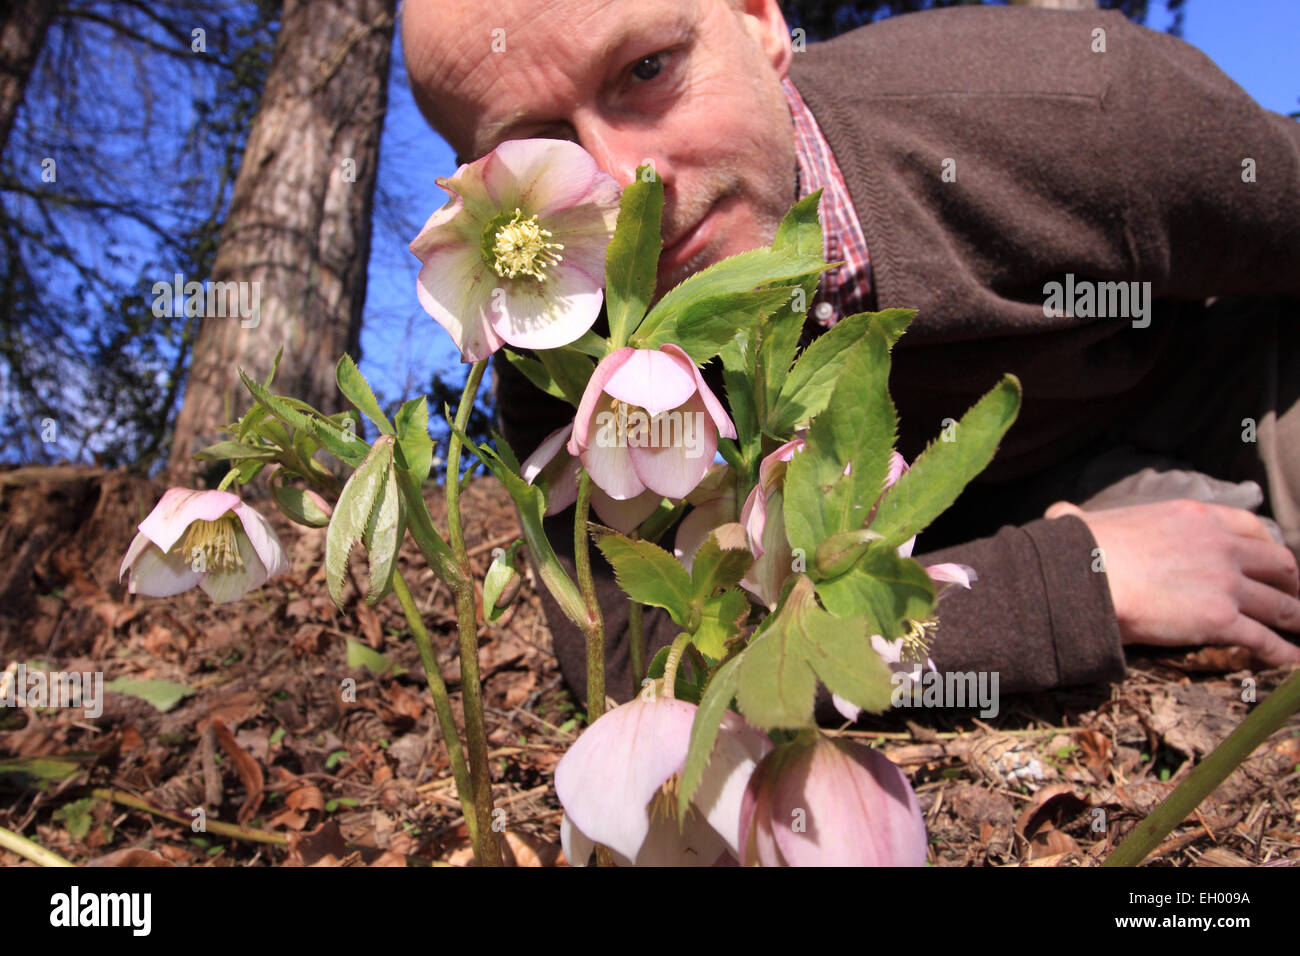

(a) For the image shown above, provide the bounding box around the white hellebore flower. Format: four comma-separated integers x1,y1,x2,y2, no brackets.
119,488,289,604
409,138,621,362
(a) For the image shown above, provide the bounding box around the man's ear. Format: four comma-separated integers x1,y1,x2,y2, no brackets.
732,0,793,79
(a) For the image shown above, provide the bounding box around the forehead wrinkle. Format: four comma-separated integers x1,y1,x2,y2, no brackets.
468,1,698,159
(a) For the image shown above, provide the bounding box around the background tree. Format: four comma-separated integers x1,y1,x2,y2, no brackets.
167,0,397,483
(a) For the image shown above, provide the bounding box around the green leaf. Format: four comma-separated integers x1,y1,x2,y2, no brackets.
772,189,825,258
535,346,595,407
640,247,830,341
719,332,759,469
636,286,794,366
239,369,369,466
736,576,893,730
605,168,663,348
336,354,394,434
0,757,80,788
594,534,694,629
326,436,394,607
361,457,403,604
871,374,1022,547
54,797,96,841
677,652,744,816
692,590,750,660
782,324,896,556
345,637,405,677
871,307,916,349
103,677,194,713
270,484,331,528
770,310,914,435
502,349,569,404
689,535,753,604
815,544,936,635
395,396,434,485
192,440,278,462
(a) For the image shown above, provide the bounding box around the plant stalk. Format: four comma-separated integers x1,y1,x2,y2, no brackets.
1103,668,1300,866
574,469,606,721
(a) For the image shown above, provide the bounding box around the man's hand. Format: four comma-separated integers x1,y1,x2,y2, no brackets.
1044,498,1300,665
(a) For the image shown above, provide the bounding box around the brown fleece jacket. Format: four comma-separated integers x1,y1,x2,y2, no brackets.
492,6,1300,706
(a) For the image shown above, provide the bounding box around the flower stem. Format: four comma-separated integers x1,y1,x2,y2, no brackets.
391,569,481,855
1103,668,1300,867
443,358,502,867
574,469,606,721
628,598,645,688
0,824,74,866
661,633,692,699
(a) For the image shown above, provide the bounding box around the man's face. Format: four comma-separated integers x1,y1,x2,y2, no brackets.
403,0,797,297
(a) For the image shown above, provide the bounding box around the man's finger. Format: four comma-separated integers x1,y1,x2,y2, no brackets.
1209,501,1277,543
1221,613,1300,666
1044,501,1082,520
1237,578,1300,636
1235,537,1300,597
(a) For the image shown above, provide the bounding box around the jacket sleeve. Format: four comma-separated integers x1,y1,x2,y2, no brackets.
917,513,1127,694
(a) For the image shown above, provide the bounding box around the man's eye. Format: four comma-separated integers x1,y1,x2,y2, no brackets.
630,53,664,82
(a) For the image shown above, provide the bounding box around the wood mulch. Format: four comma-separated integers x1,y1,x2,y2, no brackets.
0,465,1297,866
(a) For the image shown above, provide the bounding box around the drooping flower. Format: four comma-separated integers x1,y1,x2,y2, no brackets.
119,488,289,604
521,424,662,533
567,345,736,503
831,561,977,723
739,731,928,866
409,138,621,362
555,692,772,866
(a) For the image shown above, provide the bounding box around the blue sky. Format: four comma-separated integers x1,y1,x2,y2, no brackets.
359,1,1300,409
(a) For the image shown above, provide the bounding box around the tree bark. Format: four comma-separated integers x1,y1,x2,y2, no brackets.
0,0,56,156
168,0,396,483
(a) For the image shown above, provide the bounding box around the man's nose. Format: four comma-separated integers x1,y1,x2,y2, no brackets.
573,115,667,190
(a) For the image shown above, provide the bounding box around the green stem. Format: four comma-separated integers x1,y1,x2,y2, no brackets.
0,824,75,866
628,599,645,689
391,570,480,854
443,358,501,867
574,470,606,721
661,633,692,698
1103,668,1300,867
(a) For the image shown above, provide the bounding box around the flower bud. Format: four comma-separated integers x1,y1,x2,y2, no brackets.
484,540,524,621
812,528,883,579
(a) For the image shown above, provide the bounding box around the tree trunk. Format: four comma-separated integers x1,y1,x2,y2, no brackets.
0,0,55,156
168,0,396,483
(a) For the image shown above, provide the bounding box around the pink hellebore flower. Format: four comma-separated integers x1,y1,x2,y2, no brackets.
119,488,289,604
739,732,928,866
409,138,621,362
521,424,663,534
554,694,772,866
567,345,736,503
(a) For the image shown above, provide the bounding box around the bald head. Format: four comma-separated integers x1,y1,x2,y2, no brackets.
401,0,798,294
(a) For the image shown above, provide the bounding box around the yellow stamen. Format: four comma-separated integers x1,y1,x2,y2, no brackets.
900,616,938,663
176,514,243,572
491,207,564,281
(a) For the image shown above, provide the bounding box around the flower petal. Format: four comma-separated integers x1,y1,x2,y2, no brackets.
488,262,604,351
691,710,773,858
831,693,862,724
122,539,203,597
590,487,661,534
198,527,269,604
138,488,240,554
232,502,288,580
560,814,597,868
482,139,614,217
626,393,716,500
661,343,736,440
603,348,697,415
415,243,503,362
579,411,646,501
523,425,581,515
570,348,635,455
553,696,697,864
674,497,739,573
